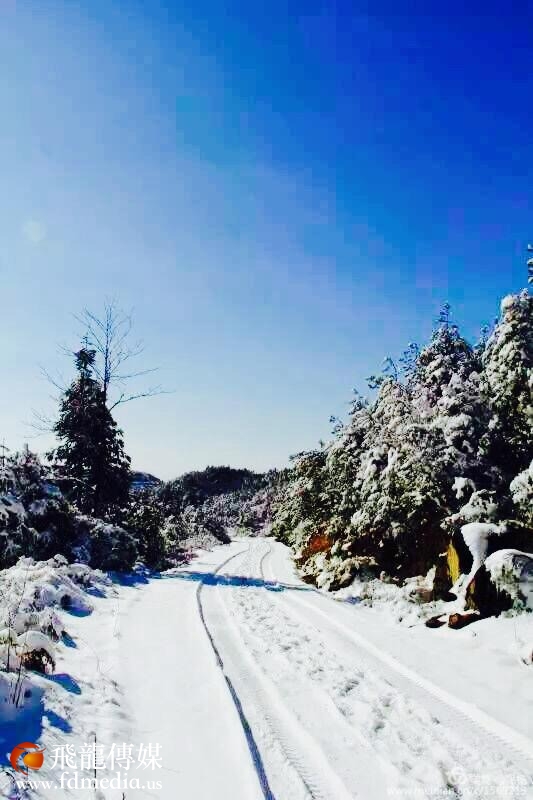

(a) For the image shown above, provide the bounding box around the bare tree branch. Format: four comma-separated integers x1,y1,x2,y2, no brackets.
75,301,168,408
35,301,169,438
38,366,67,395
108,386,171,411
27,409,55,435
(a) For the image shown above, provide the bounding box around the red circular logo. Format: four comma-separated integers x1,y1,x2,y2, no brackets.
9,742,45,774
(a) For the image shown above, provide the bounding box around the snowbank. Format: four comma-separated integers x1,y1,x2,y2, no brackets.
0,554,112,735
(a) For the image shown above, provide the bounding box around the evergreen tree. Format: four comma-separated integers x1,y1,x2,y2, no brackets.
271,448,330,550
412,311,490,485
348,375,449,578
480,290,533,478
412,309,474,418
271,287,532,593
53,346,131,515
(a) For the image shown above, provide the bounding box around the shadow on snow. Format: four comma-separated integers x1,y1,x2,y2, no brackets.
161,571,313,593
43,673,82,695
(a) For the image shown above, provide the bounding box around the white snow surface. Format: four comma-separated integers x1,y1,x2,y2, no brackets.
461,521,504,575
1,539,533,799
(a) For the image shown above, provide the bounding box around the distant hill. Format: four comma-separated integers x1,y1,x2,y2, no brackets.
159,466,266,513
130,471,162,493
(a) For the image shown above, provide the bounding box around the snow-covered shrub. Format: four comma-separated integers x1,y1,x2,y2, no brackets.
0,556,107,625
0,496,26,529
236,471,286,535
192,496,235,541
0,555,110,678
9,448,50,491
177,504,231,550
485,550,533,610
511,459,533,526
446,489,501,527
305,552,377,591
0,495,36,568
25,494,78,562
276,450,330,540
0,450,87,567
83,519,138,571
123,490,168,568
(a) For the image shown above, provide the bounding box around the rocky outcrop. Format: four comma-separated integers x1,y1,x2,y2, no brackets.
466,549,533,617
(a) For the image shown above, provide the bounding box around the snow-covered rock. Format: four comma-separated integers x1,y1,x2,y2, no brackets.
485,549,533,609
466,549,533,616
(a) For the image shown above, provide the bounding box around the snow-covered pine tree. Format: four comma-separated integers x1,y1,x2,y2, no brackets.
412,306,473,419
480,290,533,479
53,346,131,516
270,283,532,595
325,391,370,529
347,373,447,580
412,308,491,487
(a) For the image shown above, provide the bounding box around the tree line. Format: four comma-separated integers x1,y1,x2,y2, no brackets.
269,276,532,594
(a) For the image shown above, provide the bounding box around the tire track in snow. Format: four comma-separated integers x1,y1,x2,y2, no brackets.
210,544,330,800
290,586,533,767
241,542,409,797
211,550,357,800
259,541,533,788
195,543,276,800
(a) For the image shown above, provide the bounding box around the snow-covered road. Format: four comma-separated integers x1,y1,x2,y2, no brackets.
120,538,533,800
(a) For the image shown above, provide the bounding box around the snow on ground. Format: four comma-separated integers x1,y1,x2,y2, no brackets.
1,539,532,799
0,557,129,798
215,540,533,799
118,543,264,800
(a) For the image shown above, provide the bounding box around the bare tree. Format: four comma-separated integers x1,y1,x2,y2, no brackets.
74,301,166,409
30,302,166,436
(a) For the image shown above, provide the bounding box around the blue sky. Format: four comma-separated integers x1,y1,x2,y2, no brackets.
0,2,531,478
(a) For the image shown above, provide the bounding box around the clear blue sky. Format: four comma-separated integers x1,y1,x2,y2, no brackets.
1,2,531,479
